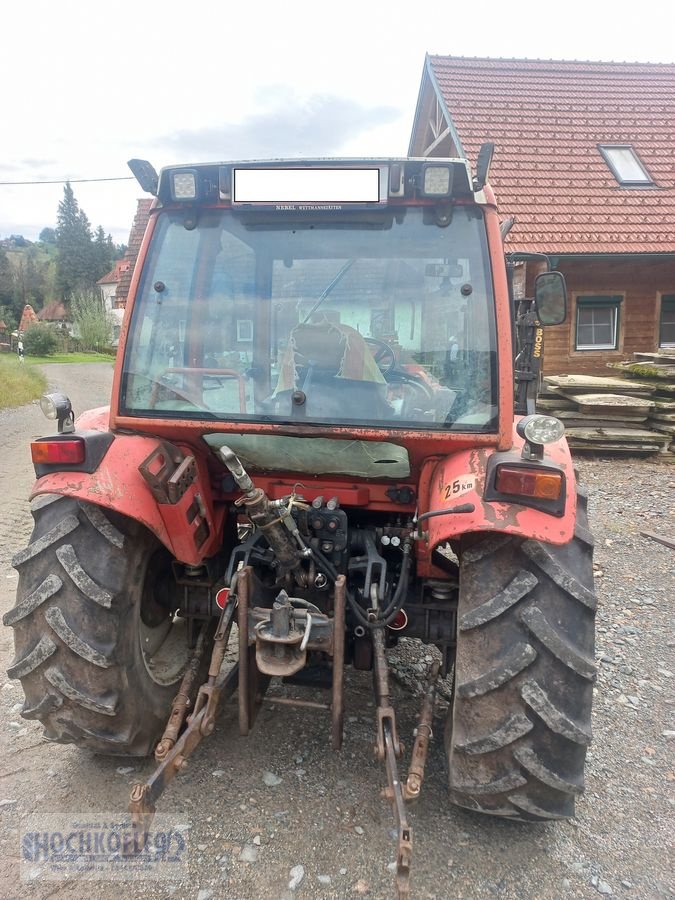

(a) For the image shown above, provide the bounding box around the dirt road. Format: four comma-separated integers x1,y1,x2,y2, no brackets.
0,363,673,899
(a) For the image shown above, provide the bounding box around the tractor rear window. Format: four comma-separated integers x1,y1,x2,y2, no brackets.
121,206,497,431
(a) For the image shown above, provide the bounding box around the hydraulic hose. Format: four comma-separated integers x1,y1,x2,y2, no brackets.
311,542,411,630
379,542,412,625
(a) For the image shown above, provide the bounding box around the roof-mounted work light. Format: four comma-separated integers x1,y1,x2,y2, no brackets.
127,159,159,195
420,163,454,198
170,170,199,201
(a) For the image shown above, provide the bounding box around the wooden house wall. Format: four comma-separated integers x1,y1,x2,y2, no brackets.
536,256,675,375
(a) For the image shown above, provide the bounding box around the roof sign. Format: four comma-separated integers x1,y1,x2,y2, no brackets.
598,145,653,186
232,167,381,205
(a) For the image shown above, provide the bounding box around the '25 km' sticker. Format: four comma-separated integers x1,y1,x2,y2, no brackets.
444,475,476,500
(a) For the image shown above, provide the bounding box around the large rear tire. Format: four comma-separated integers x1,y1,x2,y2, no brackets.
446,487,596,820
4,495,190,756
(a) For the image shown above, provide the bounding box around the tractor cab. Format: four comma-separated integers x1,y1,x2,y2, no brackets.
115,159,511,464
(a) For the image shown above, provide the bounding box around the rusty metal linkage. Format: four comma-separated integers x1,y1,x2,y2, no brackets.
371,600,440,899
155,627,209,762
331,575,346,750
404,660,440,801
129,592,238,835
371,619,411,900
238,568,271,735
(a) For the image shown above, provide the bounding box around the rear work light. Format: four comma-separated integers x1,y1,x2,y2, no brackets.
171,170,198,200
421,163,454,197
494,465,563,501
31,439,85,465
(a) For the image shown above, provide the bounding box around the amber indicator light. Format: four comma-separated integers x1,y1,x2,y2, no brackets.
31,439,85,465
495,465,562,500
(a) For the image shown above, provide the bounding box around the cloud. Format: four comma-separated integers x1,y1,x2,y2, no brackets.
0,158,58,175
155,91,401,161
21,158,57,168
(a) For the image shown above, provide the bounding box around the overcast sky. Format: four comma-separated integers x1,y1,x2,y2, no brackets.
2,0,673,245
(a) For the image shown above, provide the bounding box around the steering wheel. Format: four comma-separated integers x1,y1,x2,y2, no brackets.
364,338,396,374
150,367,247,412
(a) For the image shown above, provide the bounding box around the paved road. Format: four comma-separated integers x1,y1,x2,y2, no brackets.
0,363,672,899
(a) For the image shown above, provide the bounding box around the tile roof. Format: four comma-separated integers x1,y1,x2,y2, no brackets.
19,304,39,332
38,301,68,321
116,199,153,307
424,56,675,254
97,257,131,286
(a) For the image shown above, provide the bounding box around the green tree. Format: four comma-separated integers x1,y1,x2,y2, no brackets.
23,323,58,356
0,245,13,308
56,182,94,300
92,225,114,282
39,227,57,244
72,291,112,350
0,303,17,332
12,246,49,313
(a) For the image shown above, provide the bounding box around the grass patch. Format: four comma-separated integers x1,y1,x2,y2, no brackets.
22,352,116,365
0,355,47,410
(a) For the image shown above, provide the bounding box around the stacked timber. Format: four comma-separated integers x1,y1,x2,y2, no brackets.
538,373,671,453
608,352,675,449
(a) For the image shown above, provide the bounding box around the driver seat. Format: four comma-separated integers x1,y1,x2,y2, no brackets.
271,321,391,421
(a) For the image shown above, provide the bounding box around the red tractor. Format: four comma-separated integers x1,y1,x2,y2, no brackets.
6,152,595,897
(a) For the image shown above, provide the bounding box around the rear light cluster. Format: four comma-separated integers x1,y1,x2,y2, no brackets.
31,439,85,465
494,465,563,501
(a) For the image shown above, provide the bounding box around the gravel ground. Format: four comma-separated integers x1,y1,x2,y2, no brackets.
0,363,673,899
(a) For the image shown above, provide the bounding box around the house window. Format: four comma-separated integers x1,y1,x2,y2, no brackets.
237,319,253,342
660,296,675,348
575,296,621,350
598,145,653,186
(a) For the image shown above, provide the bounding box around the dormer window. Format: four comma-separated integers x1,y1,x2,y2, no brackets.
599,145,653,186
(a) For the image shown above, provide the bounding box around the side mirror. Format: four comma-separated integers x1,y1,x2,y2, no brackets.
534,271,567,325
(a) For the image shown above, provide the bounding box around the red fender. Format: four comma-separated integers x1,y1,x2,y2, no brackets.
420,422,577,567
29,407,223,565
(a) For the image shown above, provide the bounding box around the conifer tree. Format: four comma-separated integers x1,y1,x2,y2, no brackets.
92,225,115,282
55,182,94,300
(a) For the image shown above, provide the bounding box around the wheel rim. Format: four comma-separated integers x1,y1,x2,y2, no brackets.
138,549,190,686
139,615,190,686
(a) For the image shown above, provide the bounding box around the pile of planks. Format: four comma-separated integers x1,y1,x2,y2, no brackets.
609,352,675,448
537,371,672,454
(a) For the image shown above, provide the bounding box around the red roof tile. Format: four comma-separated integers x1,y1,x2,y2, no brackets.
38,301,68,321
97,257,131,286
423,56,675,254
116,199,153,307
